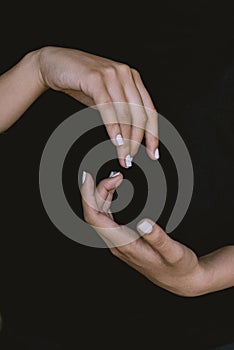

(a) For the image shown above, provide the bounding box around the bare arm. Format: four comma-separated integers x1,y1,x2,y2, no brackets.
199,246,234,295
0,50,46,132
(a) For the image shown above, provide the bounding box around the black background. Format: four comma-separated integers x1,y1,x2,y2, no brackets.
0,1,234,349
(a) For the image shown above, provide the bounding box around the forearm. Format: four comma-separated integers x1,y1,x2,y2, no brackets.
198,245,234,295
0,49,47,132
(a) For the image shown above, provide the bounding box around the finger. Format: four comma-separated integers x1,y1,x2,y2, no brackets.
137,219,185,264
107,209,114,220
81,172,138,246
102,192,114,215
106,81,132,168
123,77,148,157
93,88,123,148
131,69,159,160
95,172,123,210
81,171,117,229
145,111,159,160
128,102,147,157
115,105,132,168
80,171,98,214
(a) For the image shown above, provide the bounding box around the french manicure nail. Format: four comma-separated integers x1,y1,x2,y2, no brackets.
137,220,153,234
116,134,124,146
154,148,160,160
82,171,87,184
125,154,133,168
109,171,120,178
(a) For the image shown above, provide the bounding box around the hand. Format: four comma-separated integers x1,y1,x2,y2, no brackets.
81,171,209,297
38,47,159,168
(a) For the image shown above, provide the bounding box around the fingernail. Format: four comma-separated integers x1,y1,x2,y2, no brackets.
116,134,124,146
109,171,120,178
82,171,87,184
125,154,133,168
137,220,153,234
154,148,160,160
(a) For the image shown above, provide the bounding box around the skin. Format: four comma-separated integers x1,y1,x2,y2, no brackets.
81,172,234,297
1,47,233,297
0,47,159,167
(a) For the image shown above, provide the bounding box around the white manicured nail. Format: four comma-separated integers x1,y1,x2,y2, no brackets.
109,171,120,178
154,148,160,160
138,220,153,234
82,171,87,184
125,154,133,168
116,134,124,146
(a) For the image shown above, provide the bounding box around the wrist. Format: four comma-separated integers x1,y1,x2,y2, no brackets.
183,262,213,297
170,263,210,298
22,49,48,92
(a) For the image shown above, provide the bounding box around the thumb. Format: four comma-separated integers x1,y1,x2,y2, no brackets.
137,219,185,264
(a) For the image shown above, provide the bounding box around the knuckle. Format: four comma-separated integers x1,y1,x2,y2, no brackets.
89,70,103,85
98,95,112,105
110,248,121,258
115,104,130,119
117,63,131,75
131,68,140,77
119,241,137,257
154,230,166,249
103,65,118,78
168,246,185,265
120,116,131,127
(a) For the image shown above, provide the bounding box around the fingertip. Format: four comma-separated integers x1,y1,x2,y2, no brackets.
82,170,90,182
145,140,160,160
137,218,155,235
82,171,87,185
118,157,128,168
115,133,124,146
96,172,123,195
109,171,120,178
154,147,160,160
107,172,123,187
109,171,123,181
104,123,122,148
80,171,98,214
117,153,133,169
81,171,94,191
146,147,160,161
146,150,155,161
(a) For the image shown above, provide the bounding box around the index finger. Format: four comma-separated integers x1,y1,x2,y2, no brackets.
81,172,138,247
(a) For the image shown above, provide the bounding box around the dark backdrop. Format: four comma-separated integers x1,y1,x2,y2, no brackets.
0,1,234,349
